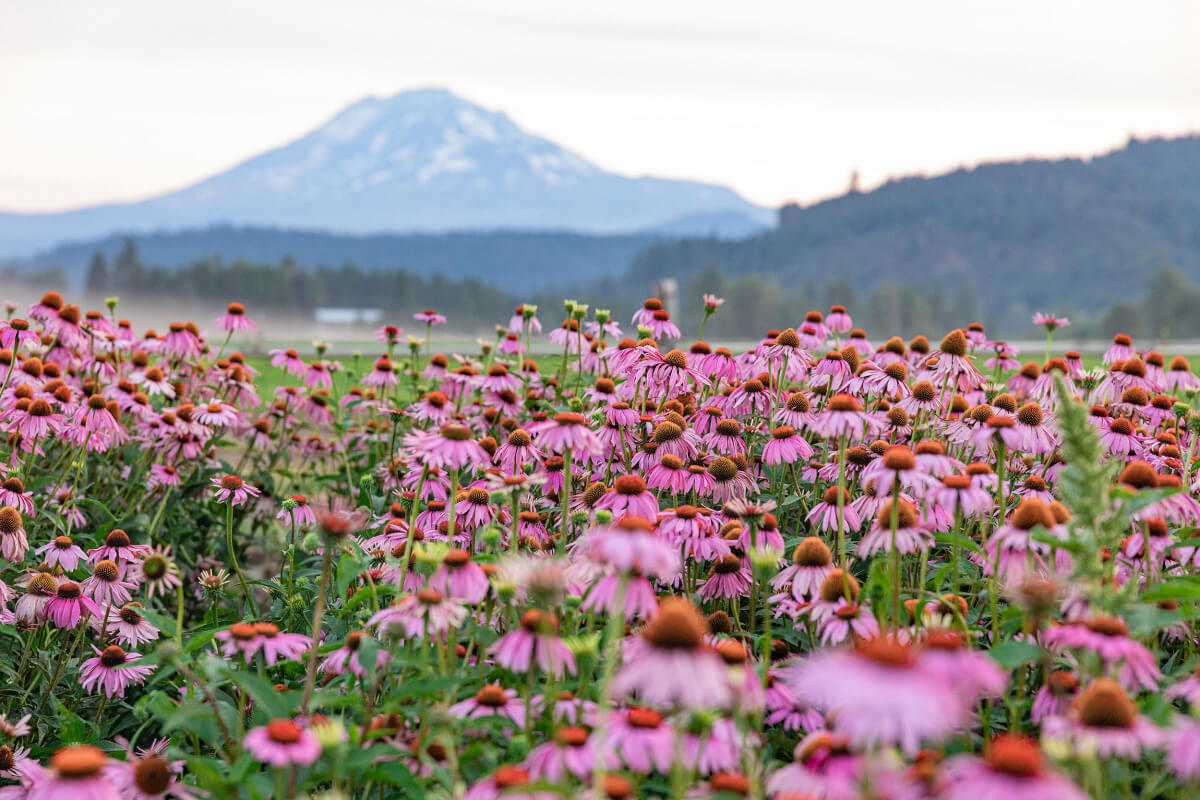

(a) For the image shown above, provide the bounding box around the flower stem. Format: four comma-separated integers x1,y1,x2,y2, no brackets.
226,502,259,617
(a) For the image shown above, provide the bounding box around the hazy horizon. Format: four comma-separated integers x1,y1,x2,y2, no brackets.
2,0,1197,213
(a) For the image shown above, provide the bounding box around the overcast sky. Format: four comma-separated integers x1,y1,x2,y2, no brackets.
1,0,1197,212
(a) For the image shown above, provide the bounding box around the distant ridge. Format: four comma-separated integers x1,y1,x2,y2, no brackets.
0,88,770,255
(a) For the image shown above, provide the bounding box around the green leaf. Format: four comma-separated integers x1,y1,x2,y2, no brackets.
336,552,367,598
364,761,421,792
1141,579,1200,602
988,639,1042,669
223,668,296,720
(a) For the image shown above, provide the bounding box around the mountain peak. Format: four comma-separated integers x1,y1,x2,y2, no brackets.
0,89,769,255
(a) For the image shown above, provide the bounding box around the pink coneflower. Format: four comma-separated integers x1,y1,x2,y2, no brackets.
1033,670,1079,723
825,304,852,333
244,719,322,767
810,394,880,439
705,456,756,504
319,630,391,677
147,463,181,491
817,603,881,645
428,549,490,604
771,537,835,601
1042,678,1163,758
362,356,399,388
922,329,983,391
208,474,260,506
45,582,101,628
376,324,405,344
35,534,87,573
1167,716,1200,783
0,506,29,563
27,745,122,800
862,446,935,496
0,318,40,350
491,609,577,677
416,423,490,471
368,590,469,640
857,499,932,556
594,475,659,520
761,425,813,466
409,390,456,424
650,419,700,462
161,322,202,359
646,453,688,494
493,429,543,475
1042,616,1161,691
1103,333,1137,365
104,748,200,800
810,351,853,393
537,412,603,458
97,603,160,647
301,360,333,390
1163,355,1200,392
633,348,709,395
414,309,447,325
1013,402,1057,455
10,398,63,443
525,726,596,782
450,684,527,729
79,645,155,698
920,629,1007,698
276,494,317,528
971,414,1023,453
700,555,751,600
930,474,993,518
81,559,136,606
941,735,1088,800
606,706,675,774
807,486,863,533
215,302,256,333
88,528,150,567
612,597,731,709
782,636,970,755
268,348,307,377
1100,417,1143,457
584,516,680,577
76,394,122,438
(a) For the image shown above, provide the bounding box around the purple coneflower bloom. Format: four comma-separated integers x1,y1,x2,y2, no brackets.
215,302,256,333
416,423,490,471
244,720,322,767
1042,616,1161,691
491,609,576,677
26,745,122,800
611,597,731,709
857,500,933,556
450,685,526,729
319,630,392,677
208,474,260,506
79,645,155,697
782,636,970,756
941,734,1088,800
45,582,101,628
525,726,596,782
414,309,447,325
1042,678,1162,758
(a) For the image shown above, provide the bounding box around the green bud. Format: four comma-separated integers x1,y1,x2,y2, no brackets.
594,510,613,525
481,526,503,550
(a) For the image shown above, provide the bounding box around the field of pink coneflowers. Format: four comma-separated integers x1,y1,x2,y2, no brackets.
2,293,1200,799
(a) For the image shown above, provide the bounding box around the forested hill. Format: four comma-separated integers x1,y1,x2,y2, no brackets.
21,226,661,291
630,135,1200,329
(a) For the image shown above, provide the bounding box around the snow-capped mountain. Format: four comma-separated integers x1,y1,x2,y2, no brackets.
0,88,770,255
